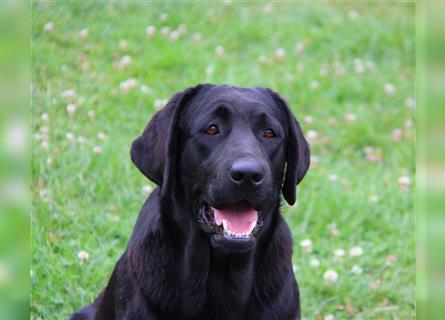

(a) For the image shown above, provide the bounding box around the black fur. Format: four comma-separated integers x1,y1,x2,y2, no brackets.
71,84,310,320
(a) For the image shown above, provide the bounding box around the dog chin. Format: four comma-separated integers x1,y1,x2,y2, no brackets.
209,233,256,252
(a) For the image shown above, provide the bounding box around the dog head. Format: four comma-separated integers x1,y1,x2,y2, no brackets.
131,84,310,252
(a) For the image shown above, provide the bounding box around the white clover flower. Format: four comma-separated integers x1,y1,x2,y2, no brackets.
78,250,90,262
405,97,415,109
334,64,345,77
169,30,180,41
206,9,216,20
160,26,171,36
87,110,95,120
363,146,382,162
215,46,225,57
351,265,363,274
300,239,312,253
119,78,138,93
177,24,187,35
61,89,76,101
344,112,357,123
205,65,214,77
319,64,329,77
391,128,403,141
348,9,359,20
140,85,151,94
66,103,76,116
328,222,339,236
310,80,319,90
93,146,102,154
405,118,414,128
354,59,365,74
43,21,54,32
334,249,345,261
294,42,305,54
81,61,89,71
258,55,268,64
41,113,49,121
303,115,313,125
145,25,156,38
306,130,318,143
368,194,379,203
41,140,49,149
275,48,286,60
142,184,153,196
154,99,167,110
324,314,334,320
310,257,320,268
192,33,202,43
386,254,397,266
384,83,396,95
97,132,107,140
78,28,89,39
66,132,75,141
119,39,128,50
349,246,364,257
116,55,132,70
398,175,411,191
77,97,85,107
46,157,52,166
109,214,120,222
310,155,319,168
323,269,338,283
328,174,338,182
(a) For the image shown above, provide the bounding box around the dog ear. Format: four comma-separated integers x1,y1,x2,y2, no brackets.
267,89,310,205
131,84,208,196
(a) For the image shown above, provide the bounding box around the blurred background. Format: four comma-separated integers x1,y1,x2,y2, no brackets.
0,1,440,319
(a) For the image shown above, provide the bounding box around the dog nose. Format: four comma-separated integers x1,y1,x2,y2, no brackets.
229,160,264,186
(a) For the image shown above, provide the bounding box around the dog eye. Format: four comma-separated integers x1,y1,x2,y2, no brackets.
263,128,276,138
205,124,220,136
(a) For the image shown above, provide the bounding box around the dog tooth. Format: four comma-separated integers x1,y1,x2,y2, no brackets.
222,219,228,233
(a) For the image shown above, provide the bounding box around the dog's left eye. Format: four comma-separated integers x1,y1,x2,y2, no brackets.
205,124,220,136
263,128,276,138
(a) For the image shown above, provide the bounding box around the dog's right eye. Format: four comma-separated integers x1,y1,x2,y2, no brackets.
205,124,220,136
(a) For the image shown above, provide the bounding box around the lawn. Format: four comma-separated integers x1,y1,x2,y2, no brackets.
31,2,415,319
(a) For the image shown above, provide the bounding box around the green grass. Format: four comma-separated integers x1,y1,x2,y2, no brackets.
31,3,415,319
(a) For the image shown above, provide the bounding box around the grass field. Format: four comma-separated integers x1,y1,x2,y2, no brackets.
31,3,415,319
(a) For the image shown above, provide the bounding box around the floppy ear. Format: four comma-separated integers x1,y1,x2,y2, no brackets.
267,89,310,205
130,84,208,197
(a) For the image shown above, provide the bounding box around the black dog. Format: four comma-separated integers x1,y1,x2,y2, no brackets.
71,84,310,320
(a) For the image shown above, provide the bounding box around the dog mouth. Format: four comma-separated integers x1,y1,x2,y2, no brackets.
198,200,263,241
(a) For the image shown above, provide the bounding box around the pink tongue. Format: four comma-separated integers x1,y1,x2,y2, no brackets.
213,207,258,233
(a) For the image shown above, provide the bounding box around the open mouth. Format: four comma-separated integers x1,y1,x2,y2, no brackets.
198,200,263,241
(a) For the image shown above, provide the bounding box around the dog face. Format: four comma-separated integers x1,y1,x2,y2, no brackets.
131,84,310,252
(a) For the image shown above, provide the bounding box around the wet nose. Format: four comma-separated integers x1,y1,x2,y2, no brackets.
229,160,265,186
